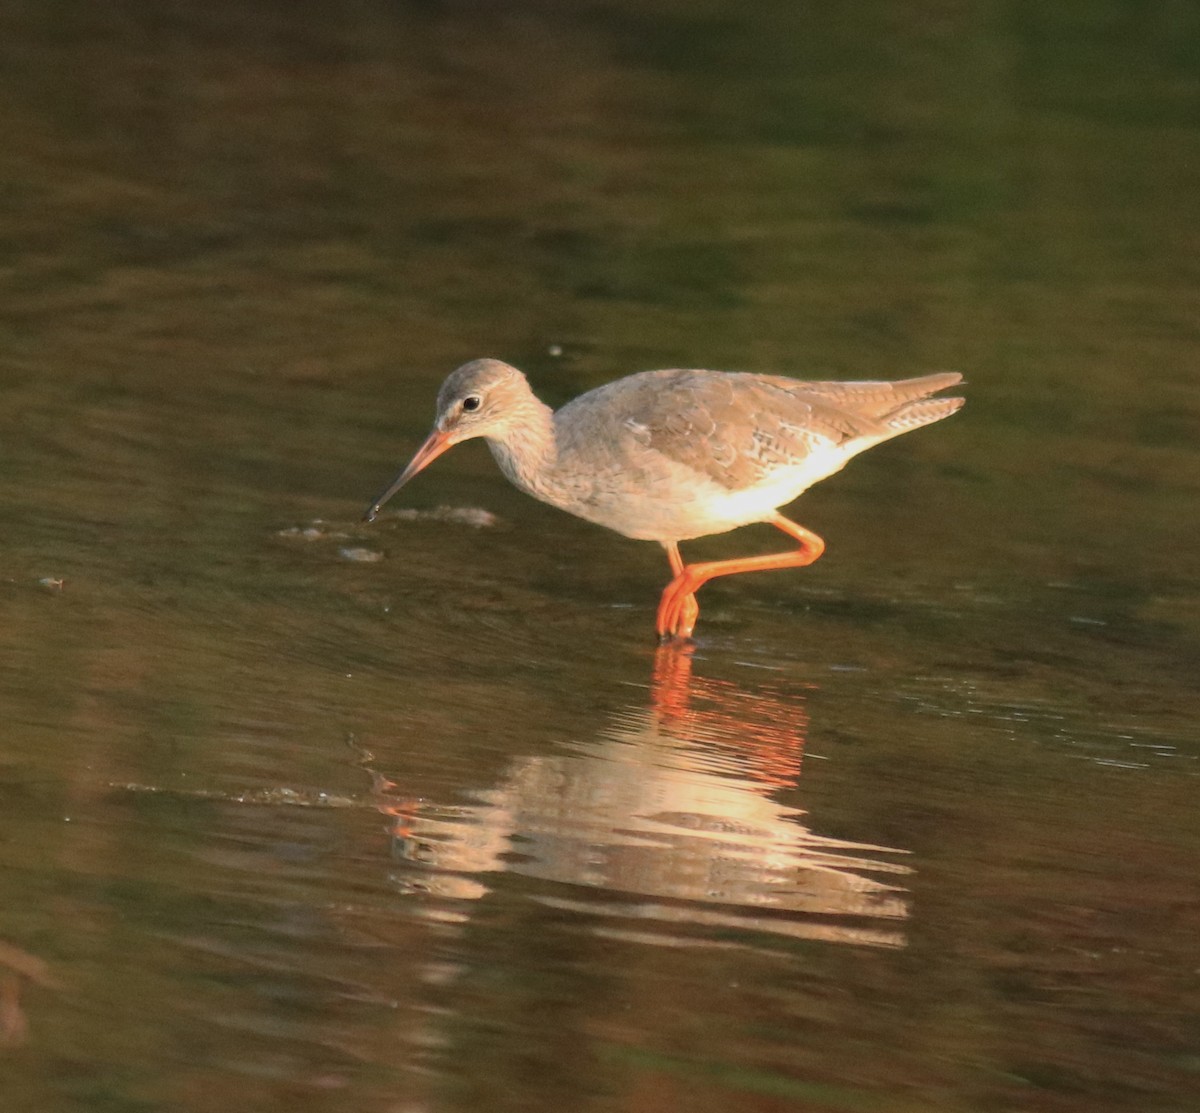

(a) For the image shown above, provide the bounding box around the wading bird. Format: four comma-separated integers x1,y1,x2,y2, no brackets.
365,359,963,640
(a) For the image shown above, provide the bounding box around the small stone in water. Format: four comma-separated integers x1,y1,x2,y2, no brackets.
278,521,350,541
339,547,384,563
277,525,325,540
383,505,498,529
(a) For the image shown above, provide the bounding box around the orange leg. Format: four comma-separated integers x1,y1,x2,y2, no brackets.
661,542,700,638
656,514,826,640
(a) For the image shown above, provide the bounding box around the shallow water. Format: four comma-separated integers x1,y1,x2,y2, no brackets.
2,1,1199,1110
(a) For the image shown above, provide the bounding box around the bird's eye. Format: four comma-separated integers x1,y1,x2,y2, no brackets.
461,395,482,412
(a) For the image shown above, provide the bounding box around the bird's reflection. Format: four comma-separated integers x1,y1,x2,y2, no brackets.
374,646,911,948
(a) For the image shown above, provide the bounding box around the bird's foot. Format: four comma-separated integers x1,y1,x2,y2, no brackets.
655,582,700,641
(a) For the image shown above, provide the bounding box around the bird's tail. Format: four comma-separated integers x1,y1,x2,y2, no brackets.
884,393,965,433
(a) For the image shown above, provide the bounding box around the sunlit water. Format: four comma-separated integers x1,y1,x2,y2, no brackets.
2,2,1199,1111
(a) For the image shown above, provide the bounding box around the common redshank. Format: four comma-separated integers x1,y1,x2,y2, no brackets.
364,359,963,640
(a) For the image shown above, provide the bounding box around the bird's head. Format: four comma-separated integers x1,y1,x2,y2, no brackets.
363,359,531,522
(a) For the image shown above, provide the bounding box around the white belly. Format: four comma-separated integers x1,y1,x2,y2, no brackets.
572,445,855,542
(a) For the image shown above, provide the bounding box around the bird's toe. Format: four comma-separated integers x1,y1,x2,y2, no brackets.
655,586,699,641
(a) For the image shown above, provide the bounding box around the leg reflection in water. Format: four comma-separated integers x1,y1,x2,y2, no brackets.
650,642,807,790
0,939,60,1047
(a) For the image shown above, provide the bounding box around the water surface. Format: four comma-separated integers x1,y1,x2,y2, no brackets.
2,2,1199,1111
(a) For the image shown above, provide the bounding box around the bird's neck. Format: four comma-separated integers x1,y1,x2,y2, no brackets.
485,397,561,499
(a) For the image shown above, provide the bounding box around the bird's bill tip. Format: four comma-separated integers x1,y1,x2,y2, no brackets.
362,428,454,522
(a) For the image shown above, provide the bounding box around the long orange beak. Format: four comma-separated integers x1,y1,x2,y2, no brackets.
363,428,454,522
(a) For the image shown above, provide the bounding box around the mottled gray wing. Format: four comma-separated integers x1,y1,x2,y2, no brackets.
612,370,883,491
609,369,964,489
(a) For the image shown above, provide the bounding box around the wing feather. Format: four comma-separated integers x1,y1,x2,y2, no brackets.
560,369,962,492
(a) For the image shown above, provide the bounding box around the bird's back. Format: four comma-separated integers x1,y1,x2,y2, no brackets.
541,368,962,542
